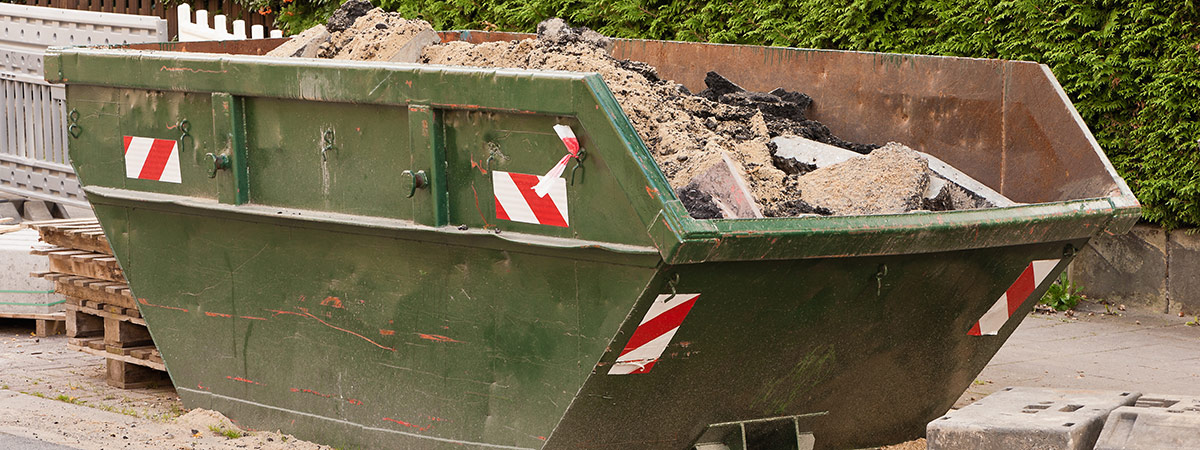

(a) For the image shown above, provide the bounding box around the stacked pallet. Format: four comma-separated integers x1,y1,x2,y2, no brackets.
28,219,168,389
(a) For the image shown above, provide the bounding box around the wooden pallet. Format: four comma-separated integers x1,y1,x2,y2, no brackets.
26,220,167,389
0,311,65,336
30,247,124,283
30,271,136,310
65,297,167,388
25,219,111,255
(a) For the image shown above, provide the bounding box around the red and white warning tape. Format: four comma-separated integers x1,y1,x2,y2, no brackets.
609,293,700,375
124,136,182,183
531,124,581,197
494,171,568,227
969,259,1060,336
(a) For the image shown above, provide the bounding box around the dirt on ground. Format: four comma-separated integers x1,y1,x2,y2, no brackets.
284,6,1000,219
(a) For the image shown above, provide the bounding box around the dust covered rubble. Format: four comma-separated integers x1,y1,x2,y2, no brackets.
269,7,1013,218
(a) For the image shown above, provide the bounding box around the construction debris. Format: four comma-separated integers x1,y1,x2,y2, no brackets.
272,7,1015,218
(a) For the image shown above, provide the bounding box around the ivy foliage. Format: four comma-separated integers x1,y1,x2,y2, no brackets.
260,0,1199,228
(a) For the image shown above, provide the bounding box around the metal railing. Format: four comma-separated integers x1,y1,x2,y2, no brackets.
1,3,166,206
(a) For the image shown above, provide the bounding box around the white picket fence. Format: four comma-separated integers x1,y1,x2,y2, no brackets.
177,3,283,42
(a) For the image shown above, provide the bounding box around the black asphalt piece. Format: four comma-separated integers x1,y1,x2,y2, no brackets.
0,432,81,450
325,0,373,33
677,185,724,219
698,71,879,155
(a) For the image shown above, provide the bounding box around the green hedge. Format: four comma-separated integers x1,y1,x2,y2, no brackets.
262,0,1200,228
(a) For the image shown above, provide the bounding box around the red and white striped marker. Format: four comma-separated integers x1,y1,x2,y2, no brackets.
609,293,700,375
531,124,581,197
969,259,1060,336
494,171,568,227
124,136,181,183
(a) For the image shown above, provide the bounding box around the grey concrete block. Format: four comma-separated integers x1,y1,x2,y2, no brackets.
60,204,95,219
22,200,53,221
1168,230,1200,315
1069,224,1169,312
771,135,860,172
927,387,1140,450
1095,395,1200,450
0,228,59,315
0,201,21,224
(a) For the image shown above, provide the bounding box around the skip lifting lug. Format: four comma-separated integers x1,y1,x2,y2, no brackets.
663,273,680,302
205,153,230,178
570,148,587,186
177,119,191,150
402,170,427,198
321,129,335,161
67,109,81,138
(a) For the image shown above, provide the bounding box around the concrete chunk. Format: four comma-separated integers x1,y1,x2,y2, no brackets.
265,25,330,58
918,151,1018,208
927,387,1140,450
770,135,860,175
1095,396,1200,450
685,152,764,219
386,28,441,63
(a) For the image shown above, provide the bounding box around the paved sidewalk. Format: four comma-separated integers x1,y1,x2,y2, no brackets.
0,319,180,421
956,301,1200,407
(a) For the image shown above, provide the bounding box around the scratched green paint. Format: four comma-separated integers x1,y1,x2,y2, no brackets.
52,35,1140,449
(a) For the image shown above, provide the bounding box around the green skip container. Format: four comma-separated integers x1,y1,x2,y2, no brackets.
45,33,1139,449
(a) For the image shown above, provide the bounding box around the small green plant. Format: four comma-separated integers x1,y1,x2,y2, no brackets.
168,402,188,418
1,384,8,390
95,403,142,418
209,424,246,439
54,394,84,405
1040,273,1085,311
1187,316,1199,327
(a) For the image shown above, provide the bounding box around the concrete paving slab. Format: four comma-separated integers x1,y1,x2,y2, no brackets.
1095,395,1200,450
929,387,1139,450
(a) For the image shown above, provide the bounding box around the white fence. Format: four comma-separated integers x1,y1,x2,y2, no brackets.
177,3,282,42
0,3,167,207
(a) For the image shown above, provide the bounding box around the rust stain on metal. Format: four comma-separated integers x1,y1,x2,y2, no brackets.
379,329,396,336
320,296,345,309
138,298,188,312
226,376,262,385
470,183,493,228
204,311,234,318
470,157,489,175
267,308,397,351
159,66,227,74
417,333,464,343
382,417,433,432
290,387,333,398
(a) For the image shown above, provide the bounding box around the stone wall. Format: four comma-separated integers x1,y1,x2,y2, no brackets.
1069,224,1199,315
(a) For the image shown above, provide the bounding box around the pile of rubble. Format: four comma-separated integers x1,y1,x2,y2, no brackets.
267,1,1017,218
